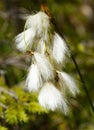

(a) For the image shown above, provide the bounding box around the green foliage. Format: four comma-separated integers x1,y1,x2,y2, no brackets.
5,106,29,124
0,78,48,128
5,107,18,124
0,126,8,130
0,0,94,130
26,102,48,114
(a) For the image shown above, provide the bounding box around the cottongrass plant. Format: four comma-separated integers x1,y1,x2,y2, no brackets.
15,10,79,114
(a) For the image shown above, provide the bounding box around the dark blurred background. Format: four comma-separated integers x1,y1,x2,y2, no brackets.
0,0,94,130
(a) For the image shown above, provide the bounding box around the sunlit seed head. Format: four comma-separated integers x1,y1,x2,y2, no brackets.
58,71,79,96
38,82,69,114
34,52,54,81
26,63,43,92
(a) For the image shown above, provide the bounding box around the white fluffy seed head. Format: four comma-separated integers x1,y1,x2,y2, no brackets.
15,11,53,52
58,71,79,96
25,11,50,29
34,52,54,81
25,11,51,39
38,82,68,114
52,32,69,64
26,64,43,92
15,28,36,52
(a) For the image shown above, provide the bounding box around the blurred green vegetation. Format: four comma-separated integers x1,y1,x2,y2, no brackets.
0,0,94,130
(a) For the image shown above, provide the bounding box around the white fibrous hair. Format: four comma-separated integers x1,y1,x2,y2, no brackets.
26,64,43,92
15,11,53,52
52,32,69,64
25,11,51,42
15,28,36,52
15,10,79,113
36,39,46,54
38,82,68,114
58,71,79,96
34,52,54,81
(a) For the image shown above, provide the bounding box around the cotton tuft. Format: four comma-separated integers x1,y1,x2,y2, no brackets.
25,11,50,31
52,32,69,64
25,11,52,43
34,52,54,81
26,64,43,92
38,82,68,114
15,28,36,52
15,10,79,114
58,71,79,96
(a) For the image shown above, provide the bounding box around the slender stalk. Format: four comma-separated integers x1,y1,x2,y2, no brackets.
70,50,94,112
51,16,94,113
40,4,94,113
